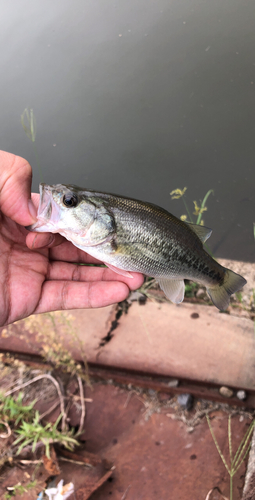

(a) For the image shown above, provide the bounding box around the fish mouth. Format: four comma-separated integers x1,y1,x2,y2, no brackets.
26,183,59,232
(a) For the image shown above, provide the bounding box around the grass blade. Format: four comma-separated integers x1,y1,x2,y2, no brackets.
232,420,255,473
206,415,231,475
228,415,233,464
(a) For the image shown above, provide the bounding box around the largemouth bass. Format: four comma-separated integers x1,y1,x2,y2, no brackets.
27,183,247,310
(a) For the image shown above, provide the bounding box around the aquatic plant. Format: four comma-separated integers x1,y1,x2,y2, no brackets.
21,107,43,181
21,108,36,142
170,187,214,261
170,187,214,226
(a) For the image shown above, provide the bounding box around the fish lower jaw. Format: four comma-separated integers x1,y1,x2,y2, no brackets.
31,221,67,234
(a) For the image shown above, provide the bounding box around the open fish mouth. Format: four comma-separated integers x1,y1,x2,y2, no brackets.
26,184,60,232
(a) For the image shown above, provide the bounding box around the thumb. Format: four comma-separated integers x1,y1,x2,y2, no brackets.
0,150,37,226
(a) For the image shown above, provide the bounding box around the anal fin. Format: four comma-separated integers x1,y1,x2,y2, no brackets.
158,278,185,304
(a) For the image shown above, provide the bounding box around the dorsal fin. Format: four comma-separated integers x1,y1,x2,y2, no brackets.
185,222,212,243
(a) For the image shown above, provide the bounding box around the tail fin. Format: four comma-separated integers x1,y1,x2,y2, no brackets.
206,268,247,310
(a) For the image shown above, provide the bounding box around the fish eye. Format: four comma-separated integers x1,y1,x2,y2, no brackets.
63,193,78,208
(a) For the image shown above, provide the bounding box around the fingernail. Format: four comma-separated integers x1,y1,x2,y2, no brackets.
33,234,55,249
31,234,38,249
28,199,37,221
45,234,55,247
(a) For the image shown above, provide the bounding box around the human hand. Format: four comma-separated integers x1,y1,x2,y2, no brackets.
0,151,144,326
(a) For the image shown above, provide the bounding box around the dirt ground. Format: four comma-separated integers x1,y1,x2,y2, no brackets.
0,359,253,500
0,258,254,499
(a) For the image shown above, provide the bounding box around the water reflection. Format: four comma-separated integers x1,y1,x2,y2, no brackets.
0,0,254,261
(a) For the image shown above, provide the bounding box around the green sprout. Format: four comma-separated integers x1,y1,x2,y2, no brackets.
4,480,37,499
0,391,36,426
14,411,79,459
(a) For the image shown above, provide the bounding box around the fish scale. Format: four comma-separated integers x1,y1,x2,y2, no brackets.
26,183,247,310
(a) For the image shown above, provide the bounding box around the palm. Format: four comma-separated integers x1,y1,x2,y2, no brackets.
0,213,143,327
0,213,45,325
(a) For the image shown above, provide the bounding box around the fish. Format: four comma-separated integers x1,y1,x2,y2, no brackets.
27,183,247,310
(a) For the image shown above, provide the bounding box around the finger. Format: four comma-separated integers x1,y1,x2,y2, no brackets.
0,151,37,225
46,261,144,290
49,240,104,265
26,231,65,249
35,280,133,313
27,234,104,262
31,192,40,208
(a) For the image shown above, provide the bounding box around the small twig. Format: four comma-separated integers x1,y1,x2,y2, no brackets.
0,420,11,438
64,399,73,423
69,395,92,404
123,392,133,409
205,487,229,500
137,309,151,343
19,459,42,465
38,400,61,421
14,441,45,457
4,374,67,431
76,376,85,435
121,485,131,500
59,456,92,467
166,405,220,428
57,448,103,467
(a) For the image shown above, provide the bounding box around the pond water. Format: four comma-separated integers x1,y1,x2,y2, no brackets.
1,0,254,262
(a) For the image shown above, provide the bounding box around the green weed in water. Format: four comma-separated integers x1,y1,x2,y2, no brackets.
170,187,214,226
170,187,214,257
21,108,43,182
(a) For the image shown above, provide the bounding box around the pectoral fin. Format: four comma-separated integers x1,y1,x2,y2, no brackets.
105,263,134,279
158,278,185,304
